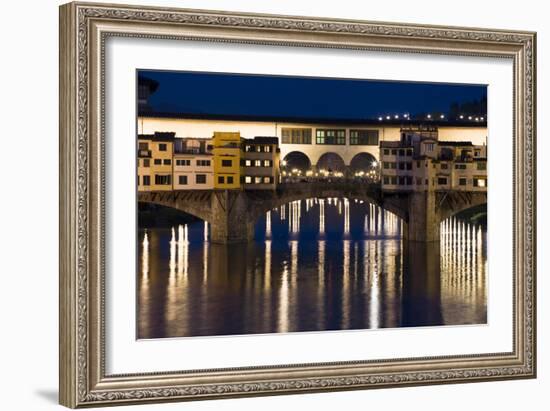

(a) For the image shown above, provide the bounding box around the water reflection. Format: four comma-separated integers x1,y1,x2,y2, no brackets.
138,199,487,339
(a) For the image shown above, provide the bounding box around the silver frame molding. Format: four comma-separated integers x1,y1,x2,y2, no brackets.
59,2,537,408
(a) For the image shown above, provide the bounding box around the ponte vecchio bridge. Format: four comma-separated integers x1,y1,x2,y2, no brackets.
138,181,487,243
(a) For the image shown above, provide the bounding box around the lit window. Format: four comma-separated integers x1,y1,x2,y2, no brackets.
245,176,252,184
474,178,487,188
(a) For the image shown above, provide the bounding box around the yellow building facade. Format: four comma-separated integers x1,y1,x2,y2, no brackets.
137,132,174,192
212,132,241,190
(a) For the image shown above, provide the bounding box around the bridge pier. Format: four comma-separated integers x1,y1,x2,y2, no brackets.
405,191,441,242
210,190,255,244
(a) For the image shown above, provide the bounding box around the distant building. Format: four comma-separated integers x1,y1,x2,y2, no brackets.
137,76,159,113
380,126,487,192
241,137,280,190
212,132,242,190
173,138,214,190
137,132,174,191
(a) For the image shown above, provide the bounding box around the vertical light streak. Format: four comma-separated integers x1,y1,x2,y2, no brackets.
369,241,380,329
317,240,326,329
141,231,149,279
344,198,350,235
342,239,351,329
319,199,325,234
202,239,209,284
264,239,271,291
266,210,272,237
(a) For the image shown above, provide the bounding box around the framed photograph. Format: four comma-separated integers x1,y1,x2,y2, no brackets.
59,2,537,408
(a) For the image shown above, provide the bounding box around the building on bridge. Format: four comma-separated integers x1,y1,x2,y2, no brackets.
137,132,174,192
212,132,242,190
137,113,487,175
173,137,214,190
241,137,280,190
380,126,487,192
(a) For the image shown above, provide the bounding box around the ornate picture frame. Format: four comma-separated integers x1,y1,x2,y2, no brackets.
59,1,536,408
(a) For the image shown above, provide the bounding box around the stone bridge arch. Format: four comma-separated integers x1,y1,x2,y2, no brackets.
245,182,408,223
138,191,213,223
436,191,487,222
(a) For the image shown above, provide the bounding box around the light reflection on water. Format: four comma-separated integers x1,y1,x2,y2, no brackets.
138,198,487,339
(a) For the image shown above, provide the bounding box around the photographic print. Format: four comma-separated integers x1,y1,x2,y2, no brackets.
136,71,488,339
60,4,536,406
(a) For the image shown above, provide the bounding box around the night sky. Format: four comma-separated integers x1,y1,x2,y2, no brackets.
138,70,487,121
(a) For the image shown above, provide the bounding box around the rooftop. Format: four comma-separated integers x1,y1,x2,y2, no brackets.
138,111,488,128
246,136,279,145
138,132,175,141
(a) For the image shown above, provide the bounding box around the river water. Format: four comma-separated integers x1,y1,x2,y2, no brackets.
138,198,487,339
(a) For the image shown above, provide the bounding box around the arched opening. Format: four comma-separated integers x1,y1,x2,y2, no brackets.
316,152,346,175
446,203,487,226
138,202,206,228
349,152,380,182
282,151,312,176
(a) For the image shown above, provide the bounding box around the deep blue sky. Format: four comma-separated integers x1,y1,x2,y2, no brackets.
139,70,487,120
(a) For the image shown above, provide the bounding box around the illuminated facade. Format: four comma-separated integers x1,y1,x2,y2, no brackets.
380,126,487,192
173,137,214,190
241,137,280,190
138,115,488,168
137,132,174,192
212,132,242,190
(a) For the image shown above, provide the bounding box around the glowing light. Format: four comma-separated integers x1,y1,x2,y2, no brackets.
378,116,383,121
468,116,473,120
319,199,325,234
394,114,399,119
440,114,445,119
281,160,287,166
266,210,272,237
427,114,432,119
386,115,391,120
460,115,464,119
344,198,350,235
372,161,378,167
141,232,149,279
